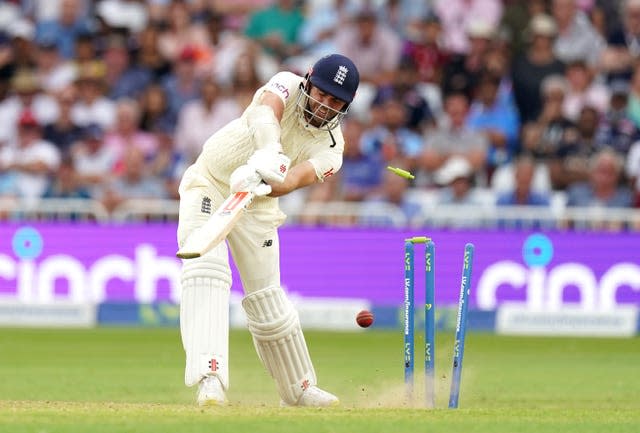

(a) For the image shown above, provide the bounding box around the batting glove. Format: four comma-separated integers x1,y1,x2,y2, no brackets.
247,147,291,184
229,165,272,196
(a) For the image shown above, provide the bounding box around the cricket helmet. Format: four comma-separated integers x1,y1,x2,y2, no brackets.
296,54,360,130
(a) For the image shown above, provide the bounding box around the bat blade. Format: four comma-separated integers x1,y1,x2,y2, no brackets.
176,190,256,259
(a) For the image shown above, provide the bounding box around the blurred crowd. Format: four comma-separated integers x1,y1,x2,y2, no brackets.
0,0,639,221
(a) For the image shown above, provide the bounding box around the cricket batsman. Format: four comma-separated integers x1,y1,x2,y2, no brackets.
176,54,360,407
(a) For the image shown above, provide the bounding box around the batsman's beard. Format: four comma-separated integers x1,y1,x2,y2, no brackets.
296,85,347,130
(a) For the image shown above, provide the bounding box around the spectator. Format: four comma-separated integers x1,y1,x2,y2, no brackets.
0,110,61,203
434,155,482,205
205,11,254,88
174,77,242,166
467,72,521,181
33,38,76,93
401,13,449,87
103,34,152,101
376,0,433,39
551,0,606,66
595,80,638,155
0,31,12,83
71,61,116,129
139,84,176,134
70,123,117,198
43,155,92,199
157,0,210,64
522,75,577,190
373,57,435,133
101,146,167,213
483,45,517,109
294,0,351,62
600,0,640,82
149,123,184,200
43,86,84,156
359,164,423,226
593,0,625,39
209,0,271,32
243,0,305,63
162,45,202,119
511,14,566,124
419,92,488,187
95,0,148,34
35,0,93,59
566,148,633,207
433,0,503,55
626,139,640,205
442,19,496,98
555,105,601,188
561,59,609,121
0,161,17,197
0,69,58,145
229,50,264,109
104,98,158,169
334,6,403,87
135,25,172,82
626,62,640,129
338,117,381,201
8,19,37,70
73,32,98,68
500,0,549,57
496,154,552,206
361,96,424,180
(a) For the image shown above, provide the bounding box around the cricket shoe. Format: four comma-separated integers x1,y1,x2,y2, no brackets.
280,386,339,407
197,376,227,406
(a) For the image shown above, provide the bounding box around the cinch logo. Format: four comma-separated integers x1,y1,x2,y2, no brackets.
476,233,640,311
0,227,181,303
269,82,290,99
333,66,348,85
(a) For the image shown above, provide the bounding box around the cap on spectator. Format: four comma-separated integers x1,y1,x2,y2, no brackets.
179,45,198,62
76,61,107,82
610,80,630,96
18,110,39,128
541,74,568,96
83,123,104,140
105,34,128,51
11,69,40,93
422,11,441,24
466,19,494,39
529,14,557,37
36,36,58,50
350,4,377,21
7,19,35,40
434,156,473,185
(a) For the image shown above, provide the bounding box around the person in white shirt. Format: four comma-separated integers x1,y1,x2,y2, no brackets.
0,110,61,204
177,54,359,407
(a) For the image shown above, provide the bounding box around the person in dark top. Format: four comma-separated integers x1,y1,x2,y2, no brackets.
511,14,565,123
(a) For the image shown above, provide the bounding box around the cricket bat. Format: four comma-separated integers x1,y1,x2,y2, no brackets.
176,189,256,259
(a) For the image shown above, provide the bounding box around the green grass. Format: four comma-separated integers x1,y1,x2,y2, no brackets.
0,328,639,432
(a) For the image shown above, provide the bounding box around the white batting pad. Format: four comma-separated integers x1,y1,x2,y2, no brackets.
180,255,232,388
242,286,317,405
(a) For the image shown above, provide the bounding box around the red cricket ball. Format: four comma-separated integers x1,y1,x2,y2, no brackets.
356,310,374,328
